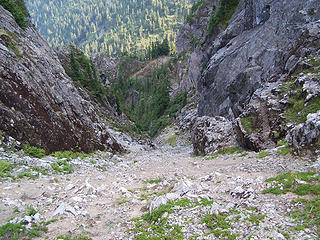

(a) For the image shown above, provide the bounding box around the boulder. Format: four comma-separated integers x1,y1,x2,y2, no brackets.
191,116,237,155
286,111,320,154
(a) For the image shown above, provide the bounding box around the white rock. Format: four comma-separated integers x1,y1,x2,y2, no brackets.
210,202,219,215
149,196,168,214
53,203,77,216
166,193,180,201
65,184,75,191
71,196,83,202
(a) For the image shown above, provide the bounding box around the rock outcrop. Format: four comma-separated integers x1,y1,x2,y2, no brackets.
287,111,320,154
196,0,320,119
192,116,236,155
0,6,124,153
176,0,320,153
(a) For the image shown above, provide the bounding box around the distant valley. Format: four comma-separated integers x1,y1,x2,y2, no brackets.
25,0,194,56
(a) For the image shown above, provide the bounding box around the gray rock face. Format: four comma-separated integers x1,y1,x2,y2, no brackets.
191,116,237,155
0,7,124,153
287,111,320,153
92,52,119,85
190,0,320,119
175,0,215,91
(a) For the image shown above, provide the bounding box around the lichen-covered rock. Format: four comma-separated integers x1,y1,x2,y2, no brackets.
191,116,237,155
0,6,124,153
286,111,320,154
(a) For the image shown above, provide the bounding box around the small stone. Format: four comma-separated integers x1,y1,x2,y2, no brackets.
210,202,219,215
53,203,77,216
65,184,75,191
149,196,168,214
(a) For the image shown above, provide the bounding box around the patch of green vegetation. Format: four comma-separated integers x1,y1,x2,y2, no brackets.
127,198,214,239
90,159,97,164
143,178,163,184
307,57,320,67
0,0,29,29
257,151,271,159
0,161,48,180
64,45,109,101
55,234,90,240
282,76,320,124
239,152,248,157
167,91,188,117
291,197,320,235
51,160,73,174
276,140,292,155
202,213,239,239
113,59,187,137
25,206,37,216
205,146,243,159
241,115,254,134
51,151,90,160
186,0,204,24
0,161,13,178
117,198,130,205
207,0,239,34
245,213,266,226
263,172,320,195
167,135,177,147
0,218,51,239
277,140,288,147
218,146,243,156
139,193,155,201
0,130,2,140
127,203,182,239
23,144,46,158
277,146,292,156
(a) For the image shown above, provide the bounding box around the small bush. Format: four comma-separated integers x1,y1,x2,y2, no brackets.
241,115,254,134
51,151,90,160
23,144,46,158
168,135,177,147
51,160,73,174
207,0,239,34
257,151,271,159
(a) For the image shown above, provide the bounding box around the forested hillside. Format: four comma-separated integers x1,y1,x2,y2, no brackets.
25,0,194,56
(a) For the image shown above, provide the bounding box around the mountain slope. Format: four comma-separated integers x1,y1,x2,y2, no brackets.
25,0,194,56
0,5,123,153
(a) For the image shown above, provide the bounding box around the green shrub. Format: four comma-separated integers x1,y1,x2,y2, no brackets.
51,160,73,174
167,91,187,117
0,161,13,178
168,135,177,147
23,144,46,158
186,0,204,24
50,150,89,160
277,146,292,156
0,0,29,29
241,115,254,134
257,151,271,159
207,0,239,34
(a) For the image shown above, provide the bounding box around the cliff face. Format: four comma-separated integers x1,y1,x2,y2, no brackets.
176,0,320,154
177,0,320,119
0,6,123,153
